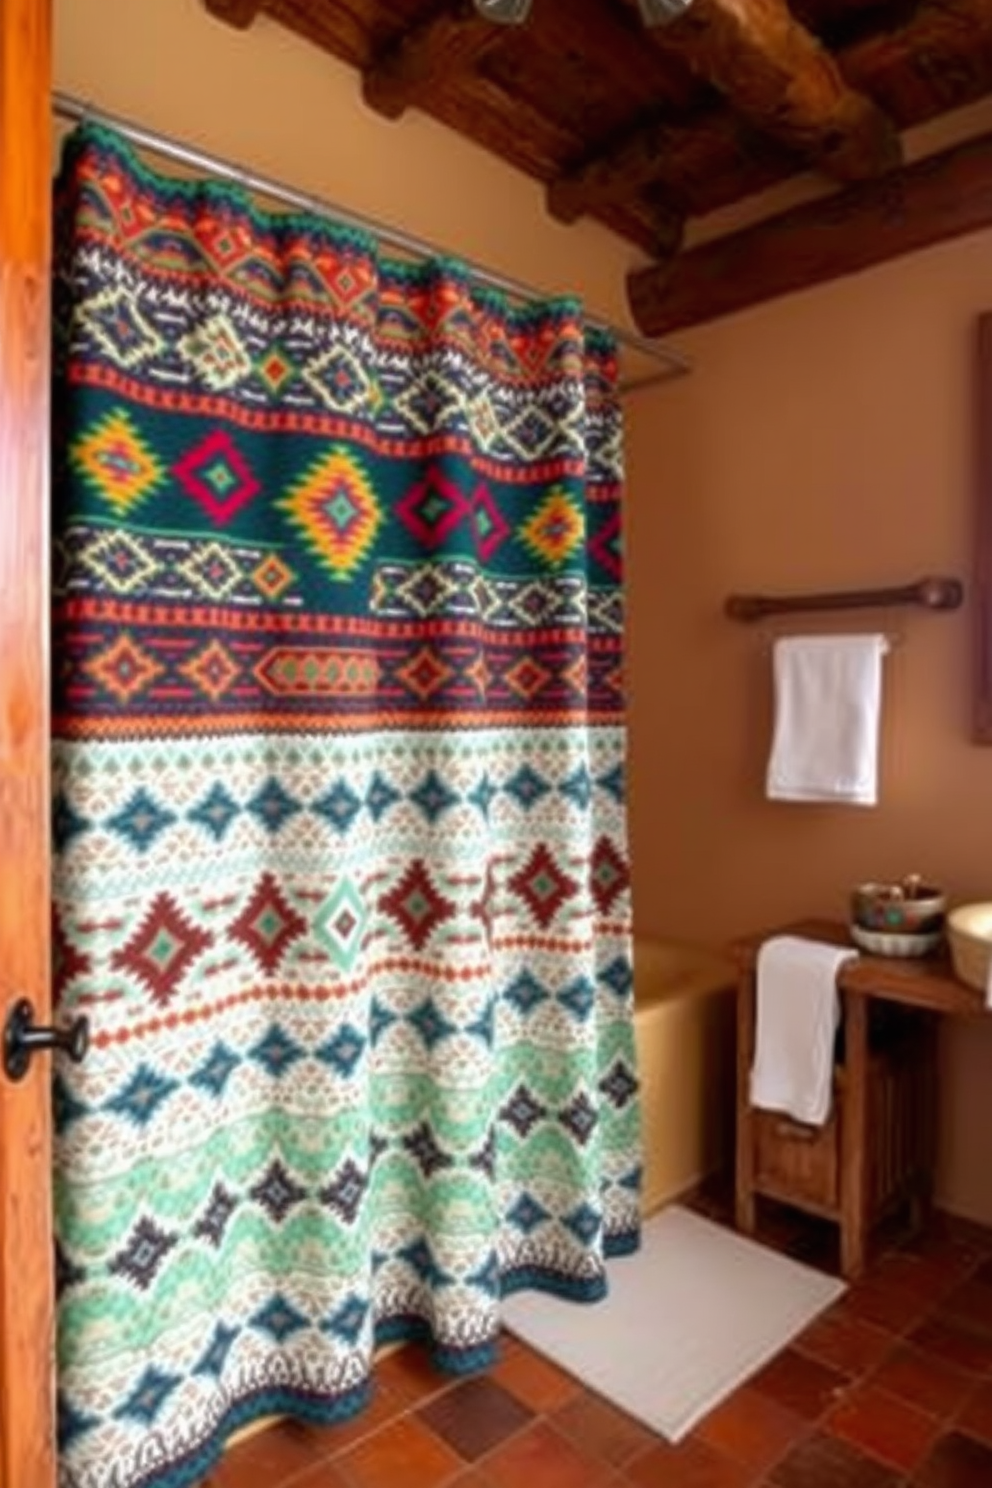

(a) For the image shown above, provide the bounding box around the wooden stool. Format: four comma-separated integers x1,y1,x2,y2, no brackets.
730,929,937,1279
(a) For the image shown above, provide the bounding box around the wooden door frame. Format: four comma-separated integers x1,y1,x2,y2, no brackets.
0,0,57,1484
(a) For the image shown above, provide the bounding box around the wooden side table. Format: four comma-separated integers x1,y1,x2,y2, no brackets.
728,920,983,1279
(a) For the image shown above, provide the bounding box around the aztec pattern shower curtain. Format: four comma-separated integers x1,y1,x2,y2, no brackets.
51,123,640,1488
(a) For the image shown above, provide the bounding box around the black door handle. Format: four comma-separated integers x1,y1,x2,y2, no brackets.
3,999,90,1082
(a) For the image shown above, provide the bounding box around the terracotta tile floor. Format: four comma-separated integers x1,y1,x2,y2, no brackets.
203,1188,992,1488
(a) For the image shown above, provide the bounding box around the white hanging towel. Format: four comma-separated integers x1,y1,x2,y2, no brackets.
766,633,889,806
750,936,858,1127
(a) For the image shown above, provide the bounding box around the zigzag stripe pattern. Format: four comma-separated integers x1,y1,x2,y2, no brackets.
52,123,639,1488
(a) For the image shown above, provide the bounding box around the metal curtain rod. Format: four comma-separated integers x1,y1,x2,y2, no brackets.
53,91,690,394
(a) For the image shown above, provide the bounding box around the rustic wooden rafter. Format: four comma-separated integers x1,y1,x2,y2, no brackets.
550,0,901,227
202,0,266,28
657,0,902,180
362,1,501,121
626,126,992,336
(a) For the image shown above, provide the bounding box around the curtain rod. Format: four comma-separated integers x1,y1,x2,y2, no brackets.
53,91,691,395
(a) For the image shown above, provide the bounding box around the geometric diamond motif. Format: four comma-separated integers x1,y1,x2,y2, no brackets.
108,1216,179,1291
179,639,241,701
252,552,295,602
106,788,176,853
227,872,306,976
563,1203,601,1245
393,371,461,436
559,765,593,811
248,1159,307,1224
558,976,595,1023
194,1322,240,1379
395,470,472,549
110,893,213,1005
302,344,372,415
175,541,245,601
499,1084,547,1138
402,1121,454,1179
53,1074,90,1135
178,313,253,393
174,429,261,526
470,482,510,562
503,657,552,702
314,880,368,973
590,836,630,916
467,773,498,821
84,633,164,704
104,1063,180,1127
282,446,382,582
507,843,578,930
187,782,240,842
379,859,456,952
82,529,161,596
365,772,402,823
250,1294,308,1344
597,763,625,804
79,286,165,371
321,1295,369,1345
312,779,363,835
407,999,458,1050
70,407,165,515
315,1024,365,1077
408,769,460,825
248,1025,305,1079
189,1041,241,1098
504,764,551,811
53,790,90,853
318,1159,367,1225
247,777,301,835
589,509,622,580
394,646,455,703
600,955,633,999
255,344,297,397
599,1059,638,1109
502,403,558,460
503,970,549,1016
192,1182,239,1248
508,1193,550,1233
559,1091,598,1146
114,1367,181,1426
58,1394,101,1450
518,488,585,568
398,1239,452,1289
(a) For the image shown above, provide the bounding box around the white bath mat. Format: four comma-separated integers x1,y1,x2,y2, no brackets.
502,1205,845,1442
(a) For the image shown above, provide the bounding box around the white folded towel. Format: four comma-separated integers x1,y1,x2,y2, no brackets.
750,936,858,1126
766,634,889,806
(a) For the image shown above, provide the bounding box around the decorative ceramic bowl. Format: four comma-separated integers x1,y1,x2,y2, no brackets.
947,903,992,990
849,923,943,959
851,878,946,936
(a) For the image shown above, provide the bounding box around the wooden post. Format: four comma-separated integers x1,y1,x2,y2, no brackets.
0,0,56,1483
840,989,868,1280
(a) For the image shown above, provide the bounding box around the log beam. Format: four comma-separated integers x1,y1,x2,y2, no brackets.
626,128,992,337
202,0,265,29
660,0,901,181
549,0,901,227
363,2,500,122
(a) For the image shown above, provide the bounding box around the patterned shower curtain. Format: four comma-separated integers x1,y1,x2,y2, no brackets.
51,123,640,1488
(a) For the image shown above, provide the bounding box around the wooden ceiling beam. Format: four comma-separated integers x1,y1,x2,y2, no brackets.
626,126,992,337
659,0,902,180
362,2,500,122
202,0,266,29
549,0,901,227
